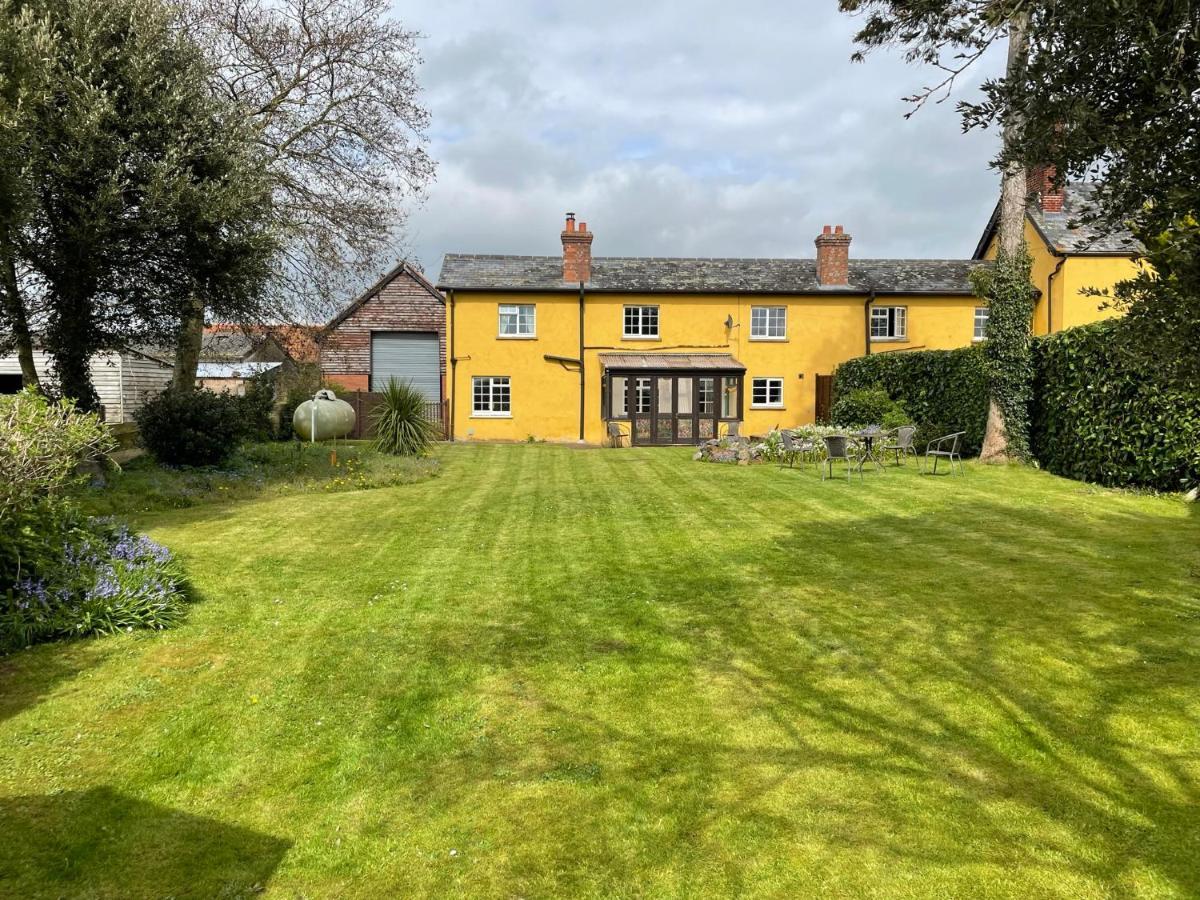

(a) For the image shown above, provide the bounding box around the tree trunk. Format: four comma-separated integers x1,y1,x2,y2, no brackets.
0,248,40,392
980,10,1031,465
171,294,204,391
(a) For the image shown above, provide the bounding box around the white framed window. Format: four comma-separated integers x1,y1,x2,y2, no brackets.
697,377,715,414
973,306,989,342
498,304,535,338
633,377,652,414
623,305,659,338
472,376,511,417
750,306,787,340
870,306,907,340
751,377,784,408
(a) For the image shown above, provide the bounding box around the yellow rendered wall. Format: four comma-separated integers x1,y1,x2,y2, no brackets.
1057,255,1142,330
868,295,987,354
982,217,1142,333
450,290,986,444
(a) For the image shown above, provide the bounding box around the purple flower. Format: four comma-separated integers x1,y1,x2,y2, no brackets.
17,577,49,609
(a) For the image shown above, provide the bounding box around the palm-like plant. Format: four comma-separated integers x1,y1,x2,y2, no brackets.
372,379,435,456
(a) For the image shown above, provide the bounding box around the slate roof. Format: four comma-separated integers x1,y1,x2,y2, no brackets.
438,254,985,294
1031,182,1141,254
972,182,1142,258
598,353,745,371
200,331,256,361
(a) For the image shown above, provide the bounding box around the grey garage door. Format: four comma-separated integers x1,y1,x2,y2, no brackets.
370,332,441,400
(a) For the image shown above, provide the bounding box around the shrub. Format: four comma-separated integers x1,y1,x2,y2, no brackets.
372,379,435,456
0,391,115,590
833,346,988,454
237,373,277,442
1,519,189,652
136,388,246,467
0,392,188,652
1031,320,1200,491
830,387,908,429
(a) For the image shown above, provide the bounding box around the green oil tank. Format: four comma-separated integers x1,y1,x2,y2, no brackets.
293,390,356,441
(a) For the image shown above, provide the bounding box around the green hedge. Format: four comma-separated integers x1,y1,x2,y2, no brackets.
1031,320,1200,491
833,345,988,454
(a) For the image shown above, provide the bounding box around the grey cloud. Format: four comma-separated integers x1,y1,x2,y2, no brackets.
391,1,1005,279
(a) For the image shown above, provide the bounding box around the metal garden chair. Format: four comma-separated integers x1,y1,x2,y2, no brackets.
779,430,818,470
821,434,862,482
606,421,629,448
882,425,918,466
922,431,966,475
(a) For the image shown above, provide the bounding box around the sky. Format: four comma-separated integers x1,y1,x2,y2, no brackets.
395,1,1007,280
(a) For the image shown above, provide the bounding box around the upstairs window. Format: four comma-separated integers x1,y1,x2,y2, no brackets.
472,376,511,416
973,307,989,342
750,306,787,340
623,305,659,339
870,306,907,340
498,304,535,337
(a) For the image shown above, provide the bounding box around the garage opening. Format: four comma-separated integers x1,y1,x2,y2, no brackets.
370,332,441,401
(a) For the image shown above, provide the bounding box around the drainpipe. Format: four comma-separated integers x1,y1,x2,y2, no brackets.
578,282,586,442
448,289,456,441
863,289,876,356
1046,253,1066,334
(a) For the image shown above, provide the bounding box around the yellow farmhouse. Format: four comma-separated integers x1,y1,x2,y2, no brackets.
437,174,1141,446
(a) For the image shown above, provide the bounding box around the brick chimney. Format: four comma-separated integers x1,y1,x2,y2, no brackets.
561,213,593,283
1028,165,1065,213
815,225,851,287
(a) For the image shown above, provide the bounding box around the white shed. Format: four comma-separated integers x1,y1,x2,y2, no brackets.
0,348,174,423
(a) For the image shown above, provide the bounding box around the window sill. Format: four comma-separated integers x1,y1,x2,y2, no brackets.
972,337,987,343
622,335,661,341
750,404,785,410
470,413,512,419
749,337,788,342
497,335,536,340
870,337,908,343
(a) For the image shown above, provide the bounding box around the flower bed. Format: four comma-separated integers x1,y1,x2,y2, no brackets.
694,425,846,465
2,519,189,651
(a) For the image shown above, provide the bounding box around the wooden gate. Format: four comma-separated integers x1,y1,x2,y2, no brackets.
815,374,834,423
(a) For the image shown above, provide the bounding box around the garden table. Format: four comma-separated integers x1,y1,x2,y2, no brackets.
851,427,886,474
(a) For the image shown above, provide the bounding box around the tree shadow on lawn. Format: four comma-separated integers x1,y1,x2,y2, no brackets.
480,493,1200,893
0,642,116,727
0,787,291,898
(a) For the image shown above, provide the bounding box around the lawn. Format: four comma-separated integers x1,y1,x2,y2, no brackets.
2,444,1198,898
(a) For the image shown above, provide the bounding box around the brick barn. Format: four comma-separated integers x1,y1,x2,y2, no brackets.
320,262,446,403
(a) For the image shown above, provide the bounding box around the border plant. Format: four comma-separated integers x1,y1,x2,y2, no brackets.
372,378,435,456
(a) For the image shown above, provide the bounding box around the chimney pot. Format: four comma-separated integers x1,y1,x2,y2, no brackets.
562,213,594,283
1028,165,1065,213
815,224,852,287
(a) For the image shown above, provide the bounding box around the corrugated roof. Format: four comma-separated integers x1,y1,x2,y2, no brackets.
438,255,986,294
196,361,281,379
598,353,745,371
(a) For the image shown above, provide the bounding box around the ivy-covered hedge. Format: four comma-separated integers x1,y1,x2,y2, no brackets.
832,346,988,454
1031,320,1200,491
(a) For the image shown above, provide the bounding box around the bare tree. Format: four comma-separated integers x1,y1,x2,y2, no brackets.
171,0,435,387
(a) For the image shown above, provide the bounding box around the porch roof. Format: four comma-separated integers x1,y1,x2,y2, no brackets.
598,352,745,371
